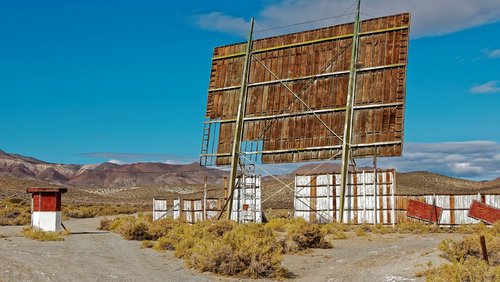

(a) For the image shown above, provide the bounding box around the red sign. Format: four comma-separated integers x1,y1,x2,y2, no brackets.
406,199,442,223
468,200,500,224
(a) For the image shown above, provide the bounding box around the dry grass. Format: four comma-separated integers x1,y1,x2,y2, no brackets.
22,227,67,241
62,204,140,219
417,222,500,281
0,198,31,226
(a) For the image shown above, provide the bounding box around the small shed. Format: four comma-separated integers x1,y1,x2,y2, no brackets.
26,187,67,232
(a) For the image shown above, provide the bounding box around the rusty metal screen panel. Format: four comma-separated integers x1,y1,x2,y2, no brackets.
406,200,442,224
468,200,500,224
201,13,410,166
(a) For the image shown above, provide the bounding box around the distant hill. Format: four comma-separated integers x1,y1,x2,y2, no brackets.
0,150,227,188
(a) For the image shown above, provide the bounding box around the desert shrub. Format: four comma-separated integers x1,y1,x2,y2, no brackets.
106,215,153,240
191,224,286,278
0,198,31,226
320,222,348,240
263,209,289,220
457,222,489,235
371,224,393,234
98,218,113,231
141,240,155,248
438,234,500,265
418,224,500,281
63,205,139,219
418,258,499,282
265,218,332,251
395,220,442,234
354,222,372,237
147,217,179,240
23,227,65,241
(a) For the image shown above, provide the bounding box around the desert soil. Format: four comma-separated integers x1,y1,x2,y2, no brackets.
0,218,461,282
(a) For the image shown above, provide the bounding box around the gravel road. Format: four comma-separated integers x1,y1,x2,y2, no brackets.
0,218,460,282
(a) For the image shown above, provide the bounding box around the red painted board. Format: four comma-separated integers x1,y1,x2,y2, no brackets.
468,200,500,225
406,199,442,223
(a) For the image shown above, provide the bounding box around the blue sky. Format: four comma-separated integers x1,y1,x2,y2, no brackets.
0,0,499,179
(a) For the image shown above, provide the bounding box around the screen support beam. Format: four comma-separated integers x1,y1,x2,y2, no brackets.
339,0,361,223
224,18,255,220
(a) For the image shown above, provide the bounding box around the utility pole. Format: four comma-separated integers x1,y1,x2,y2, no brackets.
339,0,361,223
225,18,255,220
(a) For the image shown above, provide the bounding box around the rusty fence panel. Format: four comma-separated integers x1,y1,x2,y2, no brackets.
294,169,395,224
468,200,500,224
395,194,500,225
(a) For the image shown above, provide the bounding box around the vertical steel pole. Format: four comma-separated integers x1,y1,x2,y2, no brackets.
339,0,361,223
226,18,255,220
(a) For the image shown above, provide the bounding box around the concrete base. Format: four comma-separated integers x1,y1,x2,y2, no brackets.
31,211,62,232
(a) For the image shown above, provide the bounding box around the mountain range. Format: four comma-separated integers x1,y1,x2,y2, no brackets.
0,150,227,187
0,149,498,196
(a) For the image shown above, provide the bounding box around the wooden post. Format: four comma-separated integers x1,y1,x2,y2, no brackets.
480,235,489,264
203,176,207,221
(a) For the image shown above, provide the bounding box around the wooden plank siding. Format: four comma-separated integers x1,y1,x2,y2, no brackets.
201,13,411,166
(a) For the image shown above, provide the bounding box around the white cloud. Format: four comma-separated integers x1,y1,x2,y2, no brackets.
379,140,500,180
450,162,484,175
107,159,125,164
196,12,248,37
196,0,500,38
484,48,500,59
470,81,500,94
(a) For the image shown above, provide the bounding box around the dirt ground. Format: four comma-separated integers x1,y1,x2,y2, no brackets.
0,218,461,282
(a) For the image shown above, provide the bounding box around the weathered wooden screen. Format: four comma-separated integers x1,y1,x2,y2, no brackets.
201,13,410,166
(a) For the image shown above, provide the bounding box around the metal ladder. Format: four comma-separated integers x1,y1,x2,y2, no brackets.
200,120,211,166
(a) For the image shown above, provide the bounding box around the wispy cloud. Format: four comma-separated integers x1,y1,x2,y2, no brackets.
470,81,500,94
484,48,500,59
80,152,197,165
196,12,248,37
195,0,500,39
